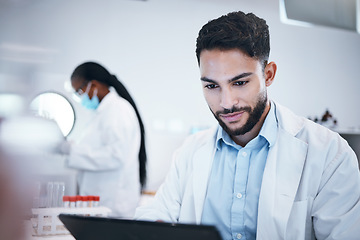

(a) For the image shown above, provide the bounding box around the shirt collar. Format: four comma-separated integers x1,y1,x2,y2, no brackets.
216,101,278,149
216,126,238,150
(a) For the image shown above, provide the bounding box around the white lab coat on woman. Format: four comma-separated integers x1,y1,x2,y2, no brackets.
135,102,360,239
67,90,141,218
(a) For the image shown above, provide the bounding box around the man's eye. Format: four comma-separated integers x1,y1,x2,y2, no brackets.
205,84,218,89
234,81,248,86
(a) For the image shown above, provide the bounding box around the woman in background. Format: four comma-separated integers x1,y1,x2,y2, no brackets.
62,61,146,218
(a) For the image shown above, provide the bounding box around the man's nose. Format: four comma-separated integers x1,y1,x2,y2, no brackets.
220,87,238,109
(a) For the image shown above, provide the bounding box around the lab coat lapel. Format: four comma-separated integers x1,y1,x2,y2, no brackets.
192,132,217,224
257,127,308,238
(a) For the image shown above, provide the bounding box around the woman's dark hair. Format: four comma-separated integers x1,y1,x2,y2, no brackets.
71,62,147,189
196,11,270,70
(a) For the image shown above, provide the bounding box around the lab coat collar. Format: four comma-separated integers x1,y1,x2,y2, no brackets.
96,90,117,113
192,126,218,224
272,101,305,137
257,101,308,239
259,101,277,148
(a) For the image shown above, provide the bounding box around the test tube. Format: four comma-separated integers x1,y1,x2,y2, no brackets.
32,181,41,208
76,195,83,208
57,182,65,207
63,196,70,208
52,182,60,207
82,196,89,207
88,195,94,207
93,196,100,207
69,196,76,208
46,182,54,208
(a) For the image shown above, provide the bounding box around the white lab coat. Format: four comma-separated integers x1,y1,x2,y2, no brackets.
135,102,360,239
67,91,141,218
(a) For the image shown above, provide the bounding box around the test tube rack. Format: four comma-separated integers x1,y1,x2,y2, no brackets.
30,206,111,236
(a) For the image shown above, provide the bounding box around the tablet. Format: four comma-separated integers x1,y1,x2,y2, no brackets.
59,213,222,240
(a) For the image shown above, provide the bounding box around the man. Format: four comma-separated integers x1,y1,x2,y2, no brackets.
135,11,360,239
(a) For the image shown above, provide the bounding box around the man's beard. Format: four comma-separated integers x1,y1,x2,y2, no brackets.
211,91,267,136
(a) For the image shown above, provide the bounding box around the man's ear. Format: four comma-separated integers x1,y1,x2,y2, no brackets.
264,61,277,87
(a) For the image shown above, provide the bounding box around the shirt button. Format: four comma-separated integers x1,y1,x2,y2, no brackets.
236,193,242,199
236,233,242,239
241,151,247,157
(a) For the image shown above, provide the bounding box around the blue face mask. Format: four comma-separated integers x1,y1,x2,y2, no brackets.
81,83,99,110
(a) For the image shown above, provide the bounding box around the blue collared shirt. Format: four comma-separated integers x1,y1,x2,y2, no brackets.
201,103,278,240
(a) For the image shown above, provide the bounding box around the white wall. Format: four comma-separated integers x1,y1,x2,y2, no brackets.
1,0,360,191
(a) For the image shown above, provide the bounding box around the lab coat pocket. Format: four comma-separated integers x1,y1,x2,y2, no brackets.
286,197,315,240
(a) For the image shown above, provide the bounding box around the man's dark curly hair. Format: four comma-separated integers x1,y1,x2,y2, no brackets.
196,11,270,69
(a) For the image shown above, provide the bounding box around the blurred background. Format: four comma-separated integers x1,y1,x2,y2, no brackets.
0,0,359,193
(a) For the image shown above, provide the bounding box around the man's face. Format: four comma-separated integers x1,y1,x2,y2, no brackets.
199,49,269,137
